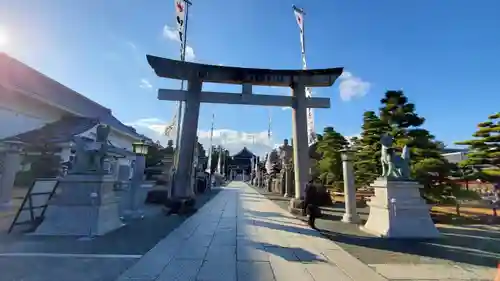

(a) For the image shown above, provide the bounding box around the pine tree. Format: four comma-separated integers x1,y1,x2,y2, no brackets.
353,111,390,187
379,90,457,201
316,127,349,186
456,112,500,183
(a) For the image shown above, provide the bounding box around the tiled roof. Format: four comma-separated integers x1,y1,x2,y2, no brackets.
232,147,255,158
0,53,142,139
2,117,99,143
442,148,468,154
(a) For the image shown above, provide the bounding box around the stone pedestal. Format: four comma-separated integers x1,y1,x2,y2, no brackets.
279,171,286,195
35,174,124,236
288,197,304,215
361,178,440,239
266,177,272,192
284,165,294,198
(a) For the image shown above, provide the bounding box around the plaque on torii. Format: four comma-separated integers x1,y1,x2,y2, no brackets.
147,55,343,207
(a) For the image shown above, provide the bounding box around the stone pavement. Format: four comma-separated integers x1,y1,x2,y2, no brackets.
254,185,500,281
0,188,221,281
117,181,387,281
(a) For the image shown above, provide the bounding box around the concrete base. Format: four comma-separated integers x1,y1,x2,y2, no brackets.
34,174,124,236
361,178,440,239
164,197,197,215
288,198,304,215
342,213,361,224
0,201,13,212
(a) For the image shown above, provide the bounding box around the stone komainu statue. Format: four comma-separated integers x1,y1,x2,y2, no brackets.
69,124,111,174
380,134,411,180
70,137,90,174
91,124,110,172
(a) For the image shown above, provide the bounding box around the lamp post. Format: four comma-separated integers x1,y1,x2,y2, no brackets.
124,140,151,220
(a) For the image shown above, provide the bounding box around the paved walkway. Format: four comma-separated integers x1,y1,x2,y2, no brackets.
116,181,387,281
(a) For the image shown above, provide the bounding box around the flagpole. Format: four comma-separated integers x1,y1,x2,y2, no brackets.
174,0,192,168
292,5,316,146
206,113,215,173
268,109,272,141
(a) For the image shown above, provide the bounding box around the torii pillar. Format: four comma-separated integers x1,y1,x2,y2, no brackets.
147,55,343,213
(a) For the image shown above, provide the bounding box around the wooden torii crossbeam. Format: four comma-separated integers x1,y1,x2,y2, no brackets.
147,55,343,206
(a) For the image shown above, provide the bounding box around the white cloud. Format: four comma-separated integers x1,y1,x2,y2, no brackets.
338,71,370,101
345,133,361,145
126,118,276,157
139,78,153,89
162,25,196,61
126,41,137,50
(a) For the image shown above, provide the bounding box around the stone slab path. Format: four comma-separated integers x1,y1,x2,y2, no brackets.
116,181,387,281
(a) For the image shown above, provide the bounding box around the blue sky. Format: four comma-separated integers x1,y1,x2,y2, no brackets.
1,0,500,155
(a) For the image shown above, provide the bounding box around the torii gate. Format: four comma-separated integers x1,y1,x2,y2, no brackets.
147,55,343,208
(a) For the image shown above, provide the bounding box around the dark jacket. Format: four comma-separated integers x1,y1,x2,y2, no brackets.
304,183,318,207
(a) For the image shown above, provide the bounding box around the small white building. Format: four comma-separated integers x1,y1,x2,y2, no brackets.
0,53,146,209
441,148,468,164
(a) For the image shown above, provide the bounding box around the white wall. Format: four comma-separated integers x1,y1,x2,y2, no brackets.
0,86,69,139
79,125,136,152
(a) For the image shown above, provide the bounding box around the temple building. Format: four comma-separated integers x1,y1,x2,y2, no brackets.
0,53,146,219
227,147,255,181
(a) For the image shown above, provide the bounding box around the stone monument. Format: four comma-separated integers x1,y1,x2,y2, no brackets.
162,140,175,189
279,139,294,197
361,134,440,238
35,125,124,236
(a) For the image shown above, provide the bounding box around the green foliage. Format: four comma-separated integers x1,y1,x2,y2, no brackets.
209,146,220,174
353,111,390,187
456,112,500,183
354,90,457,201
316,127,349,184
145,143,166,167
379,90,425,137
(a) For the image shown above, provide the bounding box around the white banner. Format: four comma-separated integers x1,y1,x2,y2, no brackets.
206,113,215,172
293,5,305,55
175,0,187,59
268,109,272,140
164,113,176,136
294,5,316,145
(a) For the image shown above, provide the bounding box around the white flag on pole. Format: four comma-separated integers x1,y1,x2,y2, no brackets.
175,0,187,58
164,113,177,136
293,5,316,145
293,5,305,55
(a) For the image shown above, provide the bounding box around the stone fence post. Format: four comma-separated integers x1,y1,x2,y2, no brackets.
0,140,24,209
340,149,361,224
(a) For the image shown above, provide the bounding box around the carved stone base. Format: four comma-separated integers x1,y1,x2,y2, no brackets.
288,198,304,215
35,174,123,236
361,178,440,239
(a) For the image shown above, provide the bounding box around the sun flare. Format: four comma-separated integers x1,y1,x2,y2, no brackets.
0,27,9,50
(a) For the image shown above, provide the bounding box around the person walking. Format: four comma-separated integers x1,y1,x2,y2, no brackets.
492,182,500,217
303,179,321,229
